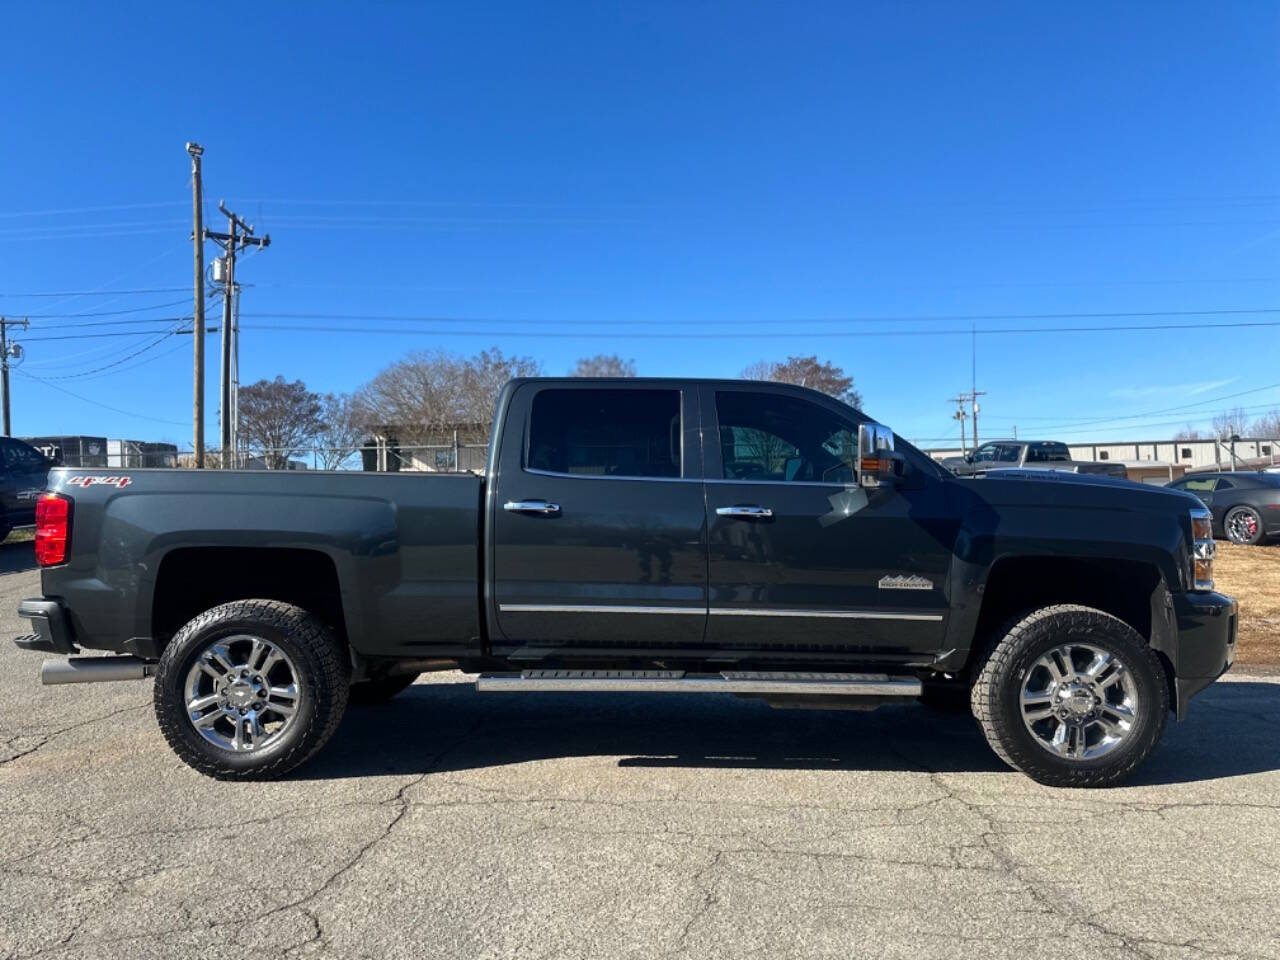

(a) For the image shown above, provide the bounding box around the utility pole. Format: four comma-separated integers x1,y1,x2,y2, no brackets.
0,317,28,436
970,389,987,450
187,142,206,468
206,201,269,466
949,395,969,456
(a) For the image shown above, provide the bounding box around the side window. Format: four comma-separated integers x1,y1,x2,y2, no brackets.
716,391,857,483
1184,478,1215,492
7,442,47,471
971,443,999,463
996,443,1022,463
1214,478,1234,490
527,389,681,478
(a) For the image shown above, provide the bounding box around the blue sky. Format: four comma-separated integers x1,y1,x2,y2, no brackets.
2,1,1279,450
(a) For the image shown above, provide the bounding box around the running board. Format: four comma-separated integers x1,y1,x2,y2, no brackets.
475,669,921,697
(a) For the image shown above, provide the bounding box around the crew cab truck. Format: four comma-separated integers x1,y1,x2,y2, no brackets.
942,440,1126,479
15,378,1236,787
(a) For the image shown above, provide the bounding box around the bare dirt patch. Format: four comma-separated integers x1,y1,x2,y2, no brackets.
1213,541,1280,665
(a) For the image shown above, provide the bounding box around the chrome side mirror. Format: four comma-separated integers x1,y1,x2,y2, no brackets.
857,422,898,488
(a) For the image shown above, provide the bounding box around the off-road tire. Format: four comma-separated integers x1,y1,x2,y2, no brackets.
1224,505,1264,545
154,599,350,780
971,604,1168,788
348,672,419,706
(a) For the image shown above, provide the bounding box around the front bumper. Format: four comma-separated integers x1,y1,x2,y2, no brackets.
14,599,78,655
1171,591,1236,718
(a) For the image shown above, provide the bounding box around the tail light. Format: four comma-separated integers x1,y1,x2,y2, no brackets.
34,494,72,567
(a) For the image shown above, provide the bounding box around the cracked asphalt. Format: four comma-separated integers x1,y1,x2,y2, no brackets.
2,546,1279,959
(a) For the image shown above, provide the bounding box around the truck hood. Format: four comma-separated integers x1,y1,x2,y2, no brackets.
954,467,1203,514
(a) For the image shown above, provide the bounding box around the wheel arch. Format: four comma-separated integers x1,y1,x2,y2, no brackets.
149,546,350,657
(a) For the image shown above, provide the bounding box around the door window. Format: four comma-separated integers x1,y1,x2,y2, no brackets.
715,391,857,483
527,389,681,478
971,443,1000,463
995,443,1022,463
1183,477,1216,492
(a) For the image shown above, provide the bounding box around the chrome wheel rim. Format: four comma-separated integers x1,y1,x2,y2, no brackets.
182,635,301,753
1020,643,1139,761
1226,510,1258,544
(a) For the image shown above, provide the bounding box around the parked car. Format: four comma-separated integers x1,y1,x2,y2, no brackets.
15,378,1235,788
0,436,54,540
1166,471,1280,545
941,440,1126,478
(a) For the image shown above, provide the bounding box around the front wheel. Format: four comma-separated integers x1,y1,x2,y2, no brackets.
971,604,1168,787
153,599,350,780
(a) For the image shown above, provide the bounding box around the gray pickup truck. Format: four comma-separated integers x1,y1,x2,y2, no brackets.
942,440,1126,478
15,378,1236,787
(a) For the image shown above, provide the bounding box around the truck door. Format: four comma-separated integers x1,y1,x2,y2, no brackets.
699,386,953,662
489,382,708,657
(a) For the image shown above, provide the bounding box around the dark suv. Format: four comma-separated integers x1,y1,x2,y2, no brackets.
1167,471,1280,545
0,437,54,540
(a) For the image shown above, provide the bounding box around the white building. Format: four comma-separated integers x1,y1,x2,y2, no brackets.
925,436,1279,472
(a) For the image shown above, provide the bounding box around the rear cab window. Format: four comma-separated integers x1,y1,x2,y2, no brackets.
526,388,682,479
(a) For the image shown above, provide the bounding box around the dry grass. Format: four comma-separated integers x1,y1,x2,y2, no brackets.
3,528,34,543
1213,541,1280,665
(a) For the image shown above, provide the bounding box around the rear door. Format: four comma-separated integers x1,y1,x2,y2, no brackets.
489,382,708,658
700,385,953,663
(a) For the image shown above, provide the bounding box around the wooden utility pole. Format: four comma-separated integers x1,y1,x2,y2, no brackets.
0,317,27,436
187,142,206,468
207,201,269,466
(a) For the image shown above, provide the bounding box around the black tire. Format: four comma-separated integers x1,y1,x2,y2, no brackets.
348,672,419,706
1224,505,1264,545
153,599,350,781
971,604,1169,788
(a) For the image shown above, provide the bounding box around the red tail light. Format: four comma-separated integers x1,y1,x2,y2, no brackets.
34,494,72,566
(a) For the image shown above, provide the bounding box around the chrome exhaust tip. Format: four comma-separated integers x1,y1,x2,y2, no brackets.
40,656,155,686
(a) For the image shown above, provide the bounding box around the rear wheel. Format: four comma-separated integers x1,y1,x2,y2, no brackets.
349,672,419,706
153,600,350,780
971,604,1168,787
1224,505,1263,545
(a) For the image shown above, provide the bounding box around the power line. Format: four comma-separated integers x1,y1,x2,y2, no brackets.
33,327,185,379
0,286,190,298
25,298,192,320
242,306,1280,326
13,368,188,426
237,319,1280,339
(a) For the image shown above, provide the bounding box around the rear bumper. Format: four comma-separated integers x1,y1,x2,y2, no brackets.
14,599,78,655
1171,591,1236,719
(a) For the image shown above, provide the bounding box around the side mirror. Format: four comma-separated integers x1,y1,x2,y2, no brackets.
857,422,901,488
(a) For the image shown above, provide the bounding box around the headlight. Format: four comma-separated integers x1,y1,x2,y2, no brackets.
1190,507,1215,591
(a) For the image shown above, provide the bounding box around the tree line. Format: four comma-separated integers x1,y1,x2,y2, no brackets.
232,350,863,469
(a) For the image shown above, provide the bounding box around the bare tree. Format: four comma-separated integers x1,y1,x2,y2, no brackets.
741,355,863,408
314,393,364,470
1211,407,1251,439
239,376,325,469
1251,409,1280,438
354,347,541,444
1173,425,1206,440
570,354,637,377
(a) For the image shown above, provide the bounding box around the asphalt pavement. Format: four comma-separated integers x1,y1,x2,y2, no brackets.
1,543,1278,960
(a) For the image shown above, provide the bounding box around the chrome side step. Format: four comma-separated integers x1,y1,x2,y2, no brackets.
475,669,921,697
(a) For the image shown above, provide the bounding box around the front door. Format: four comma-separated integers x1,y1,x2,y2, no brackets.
700,386,953,663
490,382,708,658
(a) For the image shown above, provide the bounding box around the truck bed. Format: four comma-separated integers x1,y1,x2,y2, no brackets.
39,468,484,659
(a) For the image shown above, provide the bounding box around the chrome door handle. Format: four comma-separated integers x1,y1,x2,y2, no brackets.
716,505,774,519
503,499,561,515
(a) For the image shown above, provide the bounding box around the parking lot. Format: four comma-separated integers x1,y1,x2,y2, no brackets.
1,546,1277,960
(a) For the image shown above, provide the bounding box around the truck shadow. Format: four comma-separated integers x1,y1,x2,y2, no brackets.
301,679,1280,786
0,540,37,575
